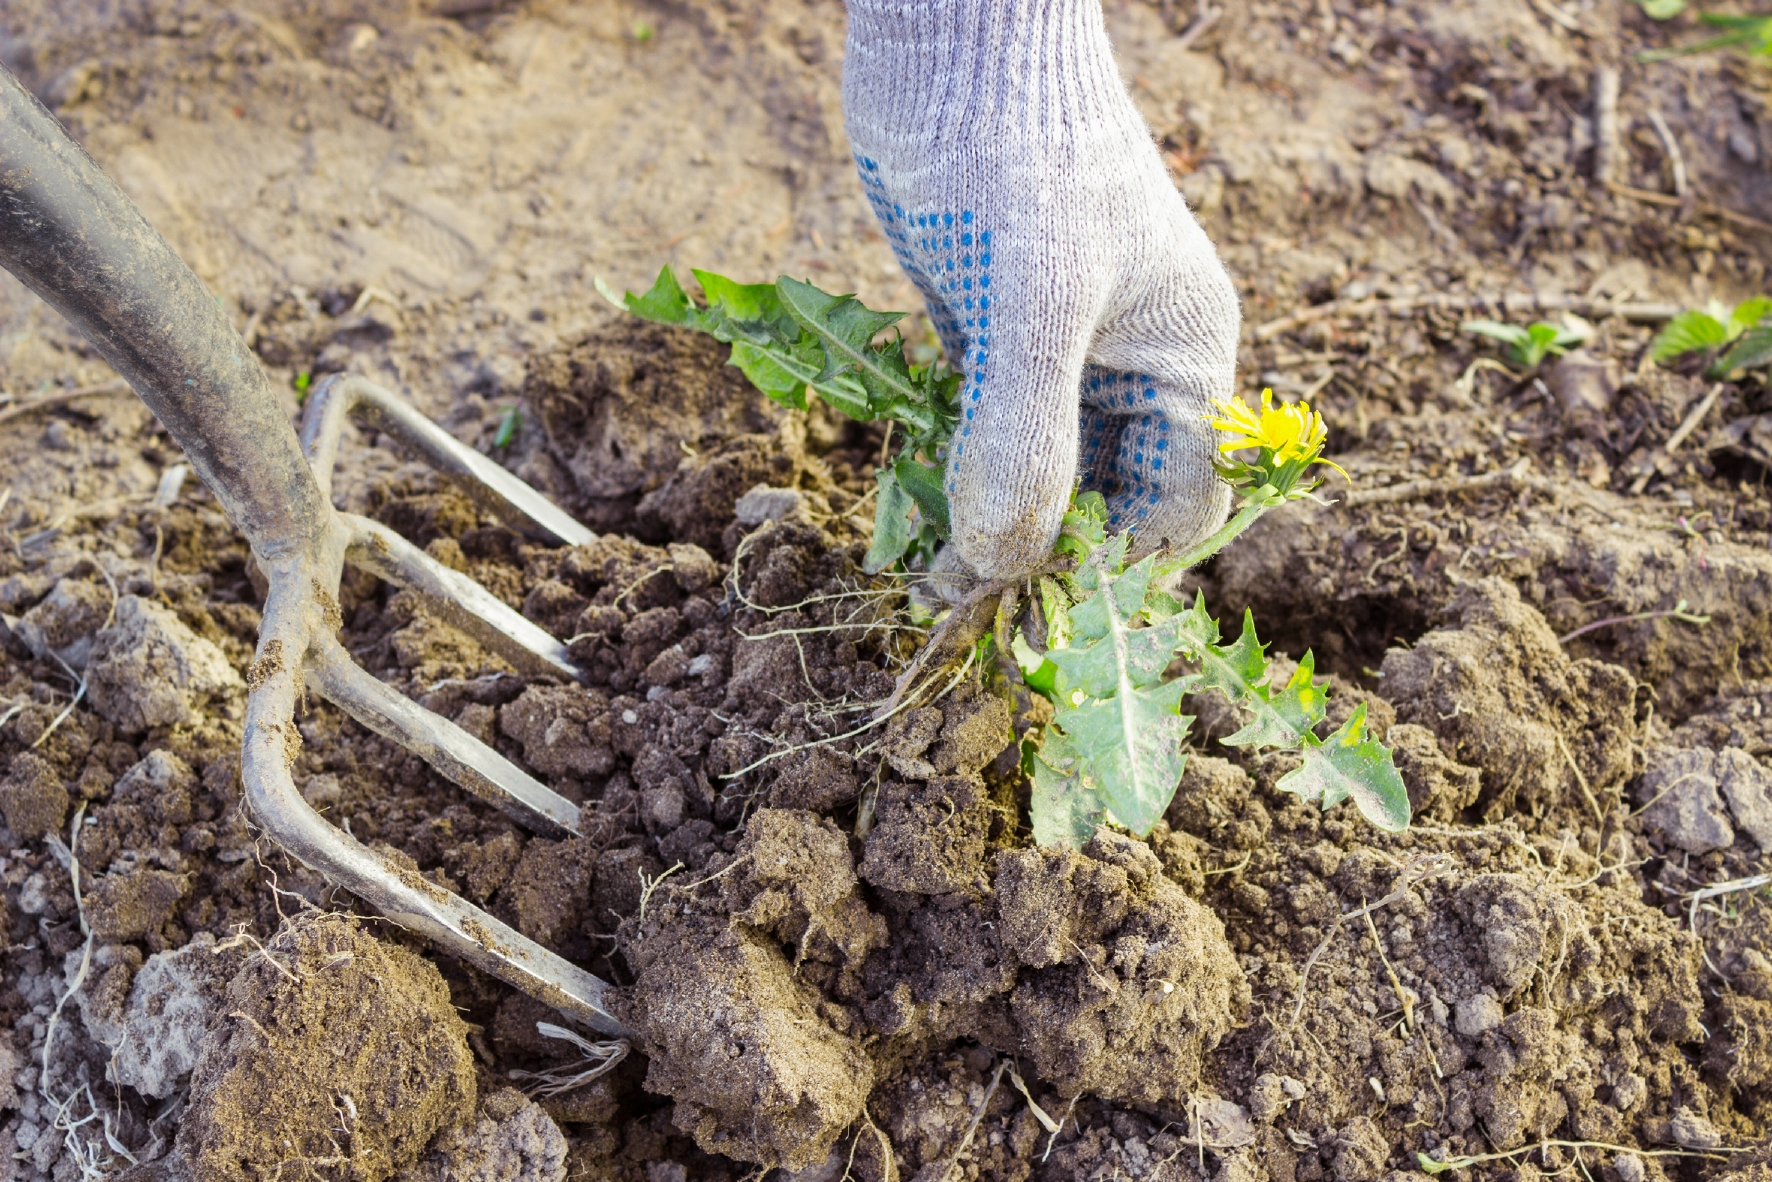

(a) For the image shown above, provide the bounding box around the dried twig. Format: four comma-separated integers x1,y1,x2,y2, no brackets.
1646,108,1688,200
1175,1,1220,51
1629,383,1724,494
1665,383,1723,454
932,1059,1009,1182
0,379,131,428
1559,601,1709,644
1592,69,1621,186
1605,181,1772,234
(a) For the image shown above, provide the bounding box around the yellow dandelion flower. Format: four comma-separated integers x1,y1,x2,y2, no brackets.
1208,388,1348,481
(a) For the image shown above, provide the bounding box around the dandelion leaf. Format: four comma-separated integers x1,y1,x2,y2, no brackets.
1056,680,1194,836
1047,614,1187,701
865,467,917,574
1030,737,1107,849
607,266,697,327
1221,651,1330,750
776,276,912,413
1039,560,1199,836
1277,702,1411,832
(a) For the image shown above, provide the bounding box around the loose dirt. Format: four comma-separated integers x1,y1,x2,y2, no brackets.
1,1,1770,1180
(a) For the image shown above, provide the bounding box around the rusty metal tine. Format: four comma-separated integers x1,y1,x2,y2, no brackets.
248,637,629,1036
345,514,581,683
302,373,593,547
304,637,581,838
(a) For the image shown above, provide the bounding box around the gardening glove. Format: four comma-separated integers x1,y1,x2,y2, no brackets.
843,0,1240,583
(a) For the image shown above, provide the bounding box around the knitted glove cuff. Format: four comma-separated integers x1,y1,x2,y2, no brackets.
843,0,1138,147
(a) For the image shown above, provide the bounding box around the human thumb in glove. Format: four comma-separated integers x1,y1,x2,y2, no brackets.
843,0,1241,582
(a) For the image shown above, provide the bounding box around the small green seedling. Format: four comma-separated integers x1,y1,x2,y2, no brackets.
294,370,312,406
1638,7,1772,60
1461,318,1592,369
605,269,1409,844
1650,296,1772,376
494,405,522,449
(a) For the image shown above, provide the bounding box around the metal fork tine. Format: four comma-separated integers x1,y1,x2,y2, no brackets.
345,514,580,682
243,647,627,1034
304,373,593,546
305,636,582,838
0,74,628,1037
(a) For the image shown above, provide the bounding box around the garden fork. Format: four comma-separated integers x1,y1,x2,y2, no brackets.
0,69,632,1037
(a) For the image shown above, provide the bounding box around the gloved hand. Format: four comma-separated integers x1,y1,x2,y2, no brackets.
843,0,1241,582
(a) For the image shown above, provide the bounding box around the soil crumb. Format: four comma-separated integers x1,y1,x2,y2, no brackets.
177,913,477,1182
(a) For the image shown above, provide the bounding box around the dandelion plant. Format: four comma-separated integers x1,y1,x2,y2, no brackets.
603,268,1411,844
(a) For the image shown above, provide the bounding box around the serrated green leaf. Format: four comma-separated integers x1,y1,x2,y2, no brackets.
1067,556,1156,644
1177,599,1260,695
1070,532,1130,595
865,467,916,574
693,269,783,322
1221,651,1330,749
1038,562,1199,836
1048,615,1187,701
726,341,809,409
1715,324,1772,375
1030,737,1107,849
1652,310,1730,361
1276,702,1411,832
1144,589,1185,622
1057,678,1195,836
776,276,913,411
608,266,697,326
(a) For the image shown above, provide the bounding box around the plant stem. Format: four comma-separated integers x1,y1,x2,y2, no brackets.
1558,606,1709,644
1167,500,1271,571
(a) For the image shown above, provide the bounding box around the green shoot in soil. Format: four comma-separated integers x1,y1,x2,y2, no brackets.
494,405,522,450
1650,296,1772,377
1461,318,1591,368
1637,5,1772,61
603,268,1410,844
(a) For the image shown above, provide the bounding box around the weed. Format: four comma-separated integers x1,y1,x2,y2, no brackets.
1461,317,1591,368
1636,2,1772,61
1649,296,1772,376
605,270,1409,842
493,405,522,449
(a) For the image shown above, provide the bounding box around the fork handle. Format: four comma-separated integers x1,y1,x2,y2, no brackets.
0,67,326,556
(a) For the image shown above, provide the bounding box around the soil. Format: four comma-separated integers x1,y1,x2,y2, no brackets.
1,1,1771,1181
